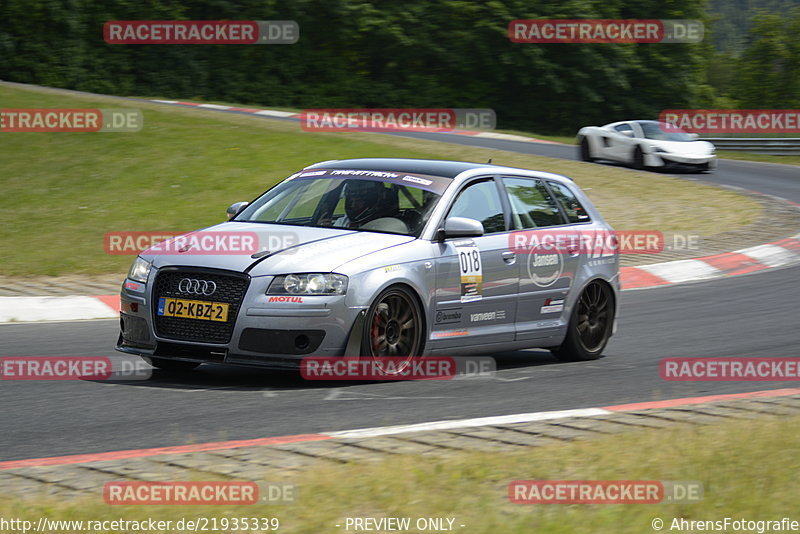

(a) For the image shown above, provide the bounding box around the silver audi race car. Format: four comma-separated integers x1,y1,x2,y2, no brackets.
116,158,620,371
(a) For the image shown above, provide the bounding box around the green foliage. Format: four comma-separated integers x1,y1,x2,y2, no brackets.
734,8,800,108
0,0,712,133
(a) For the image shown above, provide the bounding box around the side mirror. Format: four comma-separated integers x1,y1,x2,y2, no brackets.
439,217,484,239
688,132,700,140
226,201,249,220
621,130,634,137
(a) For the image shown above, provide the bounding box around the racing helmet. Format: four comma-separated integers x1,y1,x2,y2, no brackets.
343,180,384,224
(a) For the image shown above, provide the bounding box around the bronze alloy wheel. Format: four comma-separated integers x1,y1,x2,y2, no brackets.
363,286,424,374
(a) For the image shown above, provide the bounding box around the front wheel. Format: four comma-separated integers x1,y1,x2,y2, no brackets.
361,285,425,375
632,146,645,170
551,281,614,361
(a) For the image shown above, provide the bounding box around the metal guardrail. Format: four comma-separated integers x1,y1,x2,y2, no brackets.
700,138,800,155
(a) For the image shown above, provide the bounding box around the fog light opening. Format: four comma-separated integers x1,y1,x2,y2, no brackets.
295,335,310,351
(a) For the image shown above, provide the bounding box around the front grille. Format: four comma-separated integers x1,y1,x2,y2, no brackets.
152,268,250,344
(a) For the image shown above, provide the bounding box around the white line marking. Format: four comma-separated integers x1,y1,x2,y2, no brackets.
197,104,232,110
324,408,611,438
737,243,799,267
638,259,722,283
151,100,178,104
254,110,296,118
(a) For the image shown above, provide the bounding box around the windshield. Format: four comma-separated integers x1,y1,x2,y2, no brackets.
235,169,449,236
639,121,695,142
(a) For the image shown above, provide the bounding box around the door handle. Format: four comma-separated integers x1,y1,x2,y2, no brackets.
501,251,516,263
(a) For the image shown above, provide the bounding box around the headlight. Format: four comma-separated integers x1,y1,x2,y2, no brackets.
268,273,348,295
128,257,152,284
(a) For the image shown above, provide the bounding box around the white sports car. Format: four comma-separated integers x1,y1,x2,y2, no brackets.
577,120,716,172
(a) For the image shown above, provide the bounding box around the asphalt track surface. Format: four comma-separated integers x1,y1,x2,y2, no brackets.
1,116,798,462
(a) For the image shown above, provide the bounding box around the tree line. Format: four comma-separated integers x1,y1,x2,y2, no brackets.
0,0,797,134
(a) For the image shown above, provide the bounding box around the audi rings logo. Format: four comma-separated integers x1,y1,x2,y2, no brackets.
177,278,217,296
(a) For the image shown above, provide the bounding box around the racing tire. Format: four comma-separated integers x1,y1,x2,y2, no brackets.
579,137,595,162
551,281,614,362
361,285,425,375
145,357,201,371
632,146,645,170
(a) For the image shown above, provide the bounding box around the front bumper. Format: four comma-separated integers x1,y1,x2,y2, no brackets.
654,153,717,169
116,268,364,369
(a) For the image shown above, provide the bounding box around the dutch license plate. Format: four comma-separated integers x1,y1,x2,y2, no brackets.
157,297,229,322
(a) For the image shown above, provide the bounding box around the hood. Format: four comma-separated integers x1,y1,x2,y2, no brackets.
649,139,714,155
142,221,415,275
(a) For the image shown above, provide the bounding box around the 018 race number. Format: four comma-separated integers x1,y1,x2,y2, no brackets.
455,244,483,303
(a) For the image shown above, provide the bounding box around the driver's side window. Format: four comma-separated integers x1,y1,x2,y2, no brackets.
448,179,506,234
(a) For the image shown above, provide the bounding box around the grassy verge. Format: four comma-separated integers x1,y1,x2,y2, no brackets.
0,83,759,276
2,416,797,533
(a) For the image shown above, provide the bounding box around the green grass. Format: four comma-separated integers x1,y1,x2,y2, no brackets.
0,83,760,276
2,416,797,533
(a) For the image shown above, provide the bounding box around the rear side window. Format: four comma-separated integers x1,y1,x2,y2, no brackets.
548,182,591,223
502,177,564,229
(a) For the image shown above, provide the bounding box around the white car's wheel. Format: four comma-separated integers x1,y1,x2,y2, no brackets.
632,146,645,170
579,137,595,162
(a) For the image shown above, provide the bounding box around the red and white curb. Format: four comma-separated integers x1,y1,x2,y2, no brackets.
619,233,800,289
1,387,797,471
1,234,798,323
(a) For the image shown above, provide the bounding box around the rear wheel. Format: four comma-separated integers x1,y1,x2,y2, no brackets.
145,357,201,371
361,285,424,375
551,281,614,361
579,137,595,162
